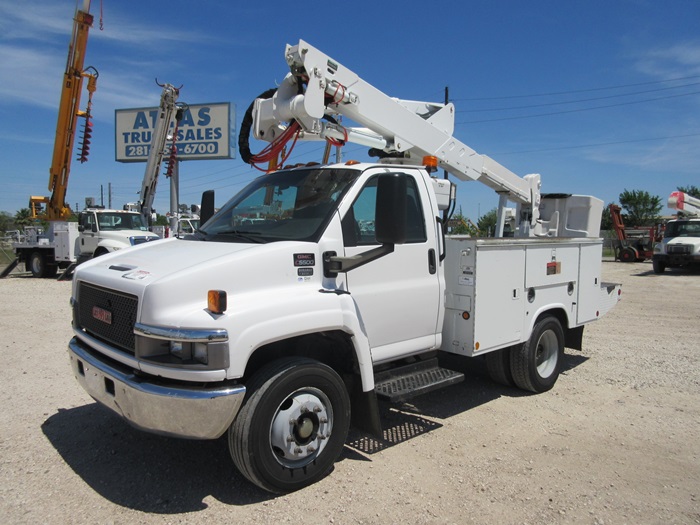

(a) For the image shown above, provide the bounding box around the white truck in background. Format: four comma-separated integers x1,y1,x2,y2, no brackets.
12,207,159,278
653,191,700,273
67,40,621,493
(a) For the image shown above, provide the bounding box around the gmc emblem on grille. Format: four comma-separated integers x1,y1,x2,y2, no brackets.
92,306,112,325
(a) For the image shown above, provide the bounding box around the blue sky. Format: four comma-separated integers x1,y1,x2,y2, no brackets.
1,0,698,221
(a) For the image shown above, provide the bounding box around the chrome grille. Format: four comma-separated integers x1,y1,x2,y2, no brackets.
131,236,156,246
76,281,138,353
668,244,691,255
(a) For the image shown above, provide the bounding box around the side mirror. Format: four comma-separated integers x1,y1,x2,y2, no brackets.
78,225,84,233
323,172,409,277
91,223,98,233
200,190,215,225
375,173,407,245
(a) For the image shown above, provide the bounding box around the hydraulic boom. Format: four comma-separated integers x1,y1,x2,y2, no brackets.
252,39,544,235
668,191,700,217
136,82,184,224
35,0,98,221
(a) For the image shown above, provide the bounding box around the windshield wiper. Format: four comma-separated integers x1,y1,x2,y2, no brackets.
214,230,267,243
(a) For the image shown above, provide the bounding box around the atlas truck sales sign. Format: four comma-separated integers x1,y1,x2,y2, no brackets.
115,102,234,162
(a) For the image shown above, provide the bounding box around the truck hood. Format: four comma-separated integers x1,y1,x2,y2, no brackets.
101,229,159,240
73,237,332,327
77,237,301,285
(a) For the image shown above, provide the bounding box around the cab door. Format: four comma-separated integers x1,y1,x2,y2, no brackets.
341,170,442,363
79,212,99,255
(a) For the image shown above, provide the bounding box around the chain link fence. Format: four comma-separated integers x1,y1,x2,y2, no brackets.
0,232,24,276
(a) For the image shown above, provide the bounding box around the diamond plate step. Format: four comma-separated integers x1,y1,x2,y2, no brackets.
374,357,464,402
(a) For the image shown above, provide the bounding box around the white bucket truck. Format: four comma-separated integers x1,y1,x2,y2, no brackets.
653,191,700,273
68,40,620,493
12,208,159,278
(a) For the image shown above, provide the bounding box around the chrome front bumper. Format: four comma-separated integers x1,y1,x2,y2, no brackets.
68,337,245,440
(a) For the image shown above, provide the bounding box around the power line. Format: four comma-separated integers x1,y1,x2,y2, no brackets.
492,132,700,155
457,82,700,113
451,74,700,101
457,90,700,124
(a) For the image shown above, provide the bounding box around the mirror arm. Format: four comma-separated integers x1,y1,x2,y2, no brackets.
323,244,395,278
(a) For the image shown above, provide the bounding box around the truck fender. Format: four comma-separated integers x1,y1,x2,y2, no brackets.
230,289,375,391
96,239,131,253
338,292,374,391
525,303,571,338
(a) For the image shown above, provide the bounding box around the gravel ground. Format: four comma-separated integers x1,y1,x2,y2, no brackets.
1,261,698,524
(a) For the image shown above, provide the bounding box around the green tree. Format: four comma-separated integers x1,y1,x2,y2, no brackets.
154,214,169,226
600,203,614,231
0,211,12,234
618,189,662,227
14,208,33,230
677,185,700,199
448,207,478,235
477,208,498,237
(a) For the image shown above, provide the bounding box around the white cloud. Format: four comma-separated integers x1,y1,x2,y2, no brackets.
0,44,64,110
635,41,700,78
0,2,74,41
0,0,215,121
583,135,700,174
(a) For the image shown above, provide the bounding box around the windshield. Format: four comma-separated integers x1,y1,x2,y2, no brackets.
180,219,200,234
199,167,360,242
665,220,700,238
97,213,148,231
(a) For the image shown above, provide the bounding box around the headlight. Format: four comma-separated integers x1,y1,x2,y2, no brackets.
193,342,208,364
169,341,209,365
135,323,228,369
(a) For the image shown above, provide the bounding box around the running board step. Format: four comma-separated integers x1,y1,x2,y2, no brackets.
374,358,464,402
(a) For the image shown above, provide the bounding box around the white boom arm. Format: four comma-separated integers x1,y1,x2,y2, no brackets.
668,191,700,216
138,83,181,223
253,39,542,234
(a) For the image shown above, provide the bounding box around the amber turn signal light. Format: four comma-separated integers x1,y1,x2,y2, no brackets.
208,290,227,314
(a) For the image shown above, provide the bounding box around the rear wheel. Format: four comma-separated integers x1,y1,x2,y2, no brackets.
619,247,637,262
45,264,58,278
28,251,46,278
485,347,515,387
511,316,564,393
228,357,351,493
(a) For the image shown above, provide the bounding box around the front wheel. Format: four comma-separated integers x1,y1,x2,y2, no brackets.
228,357,351,493
652,258,666,274
511,316,564,393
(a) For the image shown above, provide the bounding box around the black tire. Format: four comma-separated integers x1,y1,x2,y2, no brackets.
511,316,564,393
228,357,351,493
652,259,666,274
45,264,58,278
28,251,46,278
619,247,637,263
93,248,109,258
485,347,515,386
